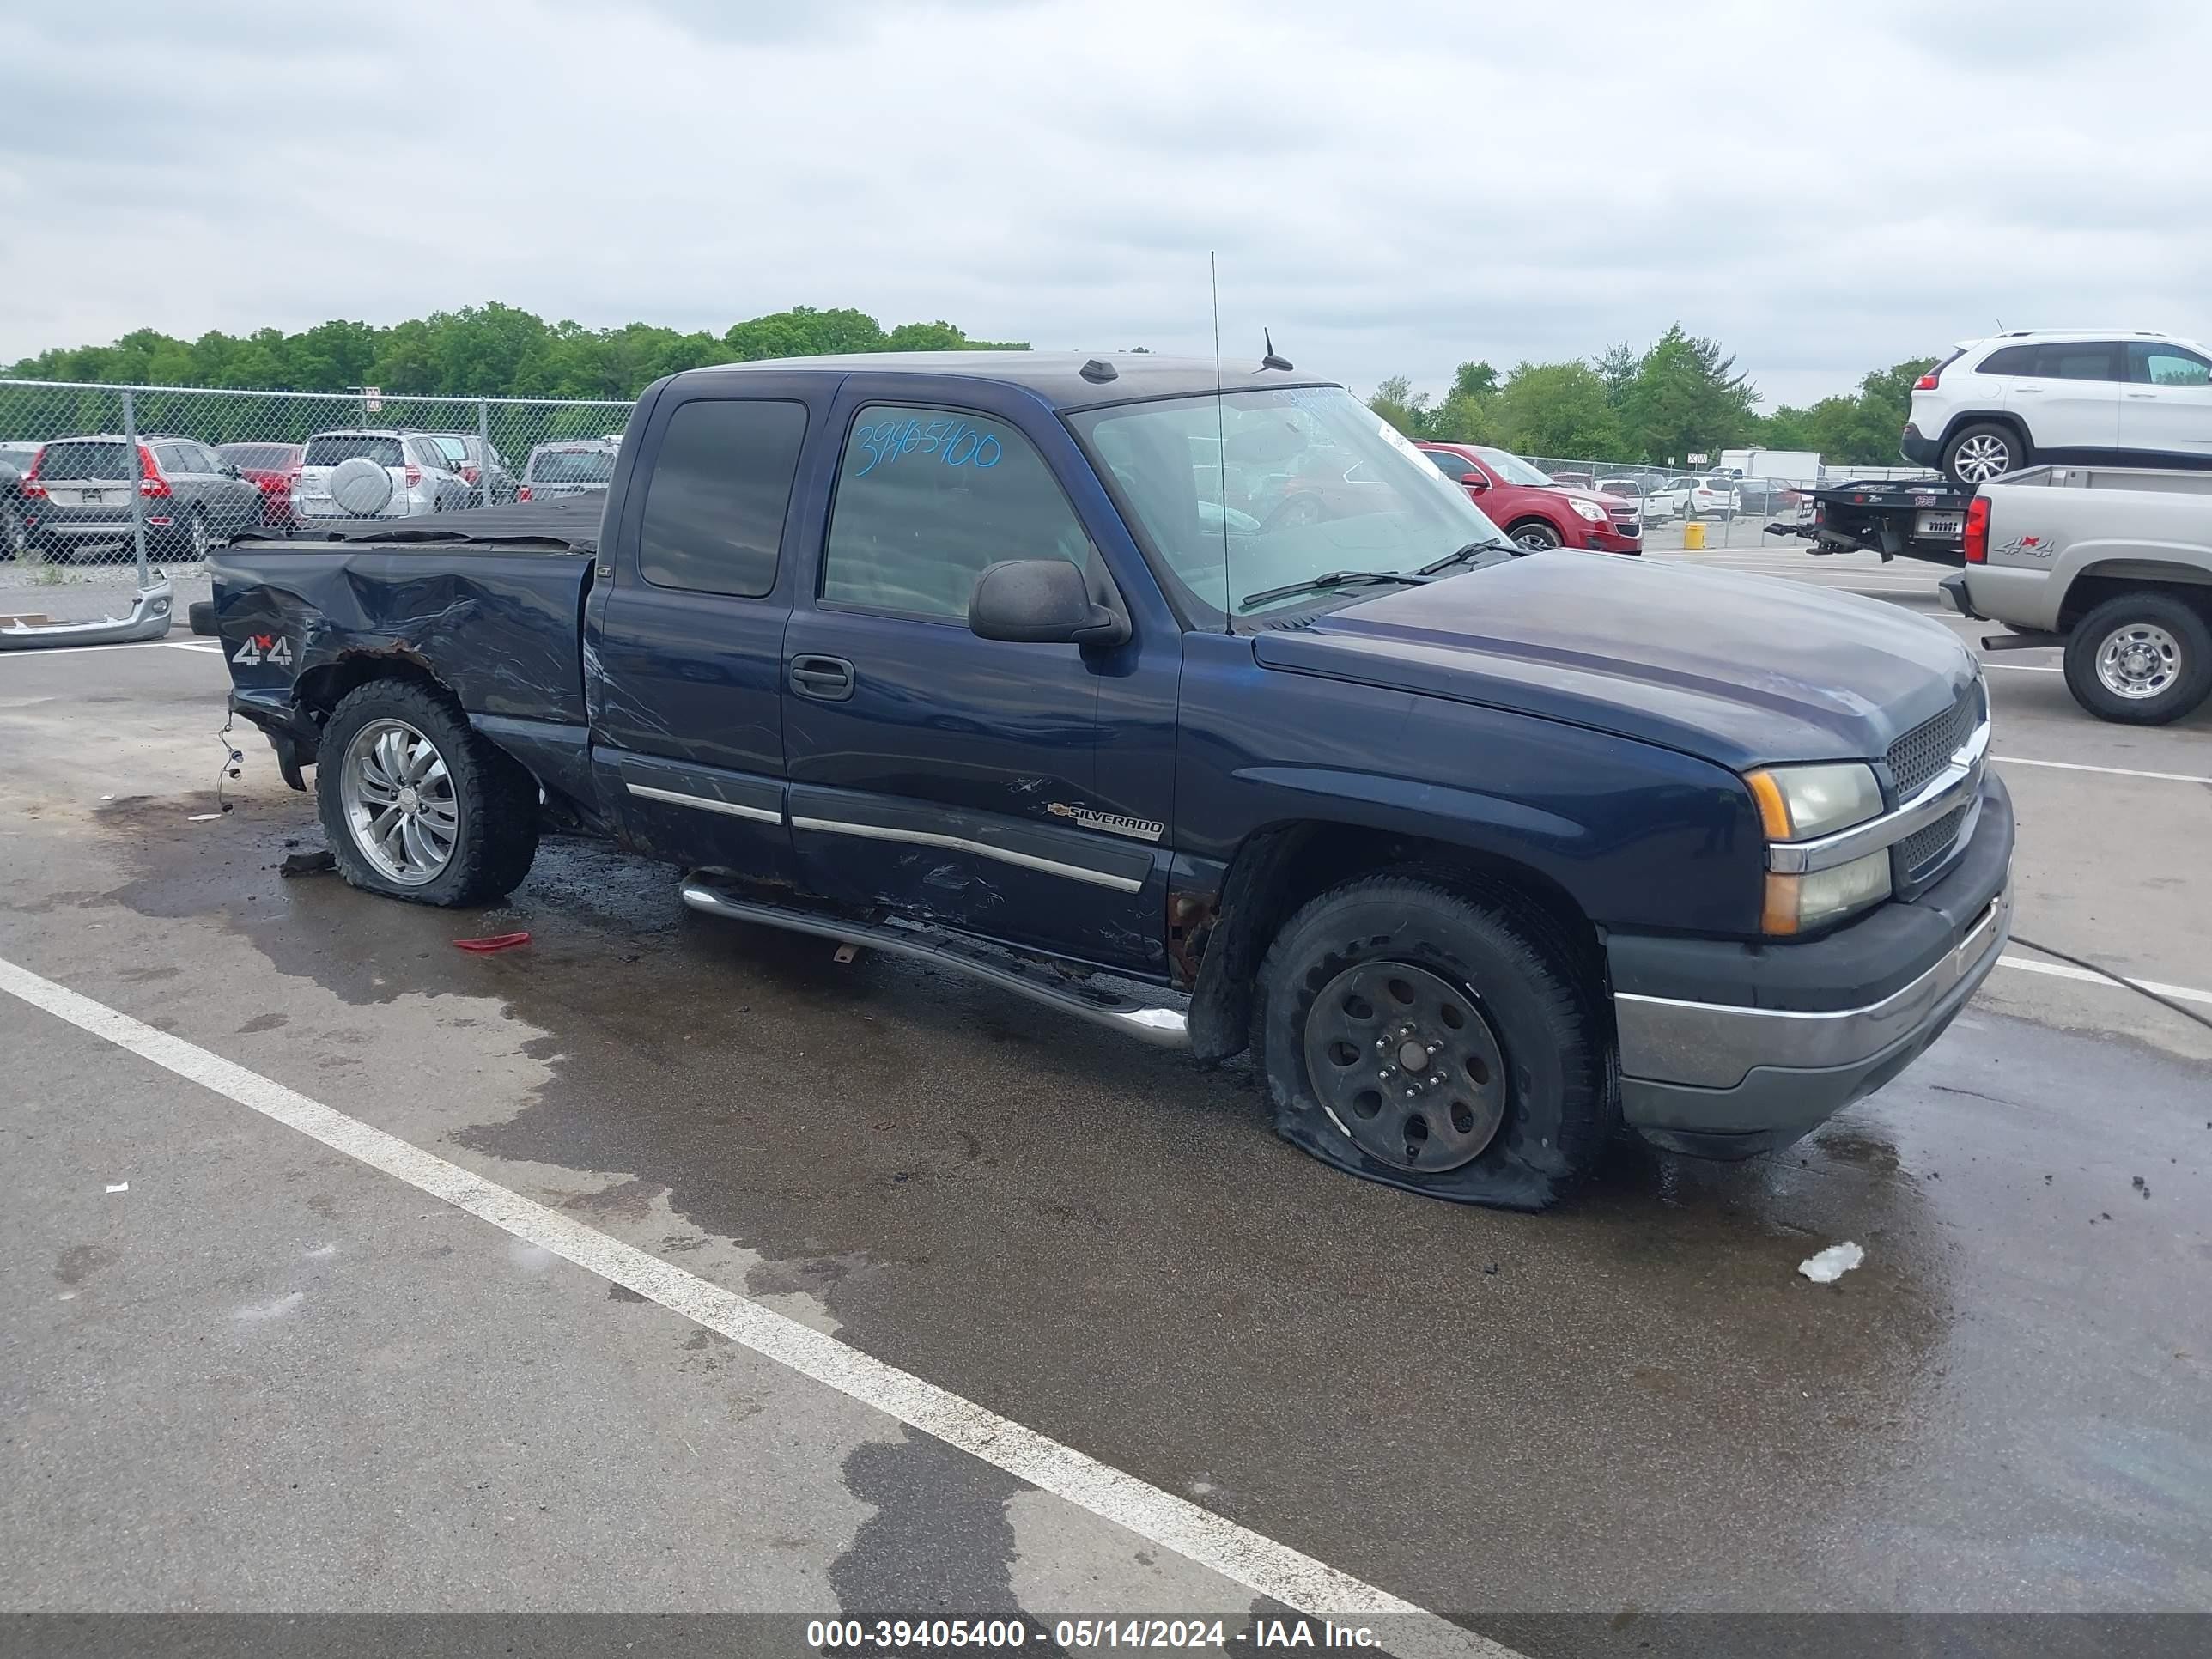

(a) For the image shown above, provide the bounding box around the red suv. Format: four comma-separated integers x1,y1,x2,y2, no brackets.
216,442,305,531
1417,443,1643,554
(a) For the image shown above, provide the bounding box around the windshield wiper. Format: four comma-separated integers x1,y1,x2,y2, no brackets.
1238,569,1431,610
1416,538,1517,577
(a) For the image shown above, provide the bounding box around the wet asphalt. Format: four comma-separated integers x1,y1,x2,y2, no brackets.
2,549,2209,1631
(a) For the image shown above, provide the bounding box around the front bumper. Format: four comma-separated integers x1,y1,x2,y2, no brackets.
1607,773,2014,1159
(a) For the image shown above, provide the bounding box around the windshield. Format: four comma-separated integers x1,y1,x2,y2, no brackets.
1068,386,1507,621
529,447,616,483
1471,447,1556,487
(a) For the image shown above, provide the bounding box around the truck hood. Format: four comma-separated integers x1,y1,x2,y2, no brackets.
1250,552,1978,770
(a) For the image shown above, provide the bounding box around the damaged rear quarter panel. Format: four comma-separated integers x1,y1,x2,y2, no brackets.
210,546,593,726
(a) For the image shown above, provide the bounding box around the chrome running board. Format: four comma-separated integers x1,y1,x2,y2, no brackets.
678,878,1190,1049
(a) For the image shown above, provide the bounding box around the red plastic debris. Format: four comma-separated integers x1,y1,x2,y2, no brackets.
453,932,531,954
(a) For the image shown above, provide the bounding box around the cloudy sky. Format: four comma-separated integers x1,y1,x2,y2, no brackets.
3,0,2209,408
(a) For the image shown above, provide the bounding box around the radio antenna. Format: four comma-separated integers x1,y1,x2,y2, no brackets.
1212,251,1230,632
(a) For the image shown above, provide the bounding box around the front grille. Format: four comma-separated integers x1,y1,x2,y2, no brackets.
1887,686,1978,798
1615,519,1641,538
1895,805,1968,883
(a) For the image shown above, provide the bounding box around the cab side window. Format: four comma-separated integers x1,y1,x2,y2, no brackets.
636,398,809,599
821,404,1090,620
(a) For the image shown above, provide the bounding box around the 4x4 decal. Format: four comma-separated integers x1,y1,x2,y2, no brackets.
231,633,293,666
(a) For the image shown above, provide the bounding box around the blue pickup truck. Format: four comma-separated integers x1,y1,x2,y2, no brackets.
208,352,2014,1211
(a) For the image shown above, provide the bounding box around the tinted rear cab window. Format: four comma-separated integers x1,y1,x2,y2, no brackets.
305,435,403,468
636,400,807,598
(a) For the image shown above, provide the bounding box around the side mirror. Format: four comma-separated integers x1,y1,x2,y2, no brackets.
1461,472,1489,491
969,559,1129,647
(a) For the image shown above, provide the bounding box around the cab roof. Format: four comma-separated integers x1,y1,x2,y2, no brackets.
671,351,1337,411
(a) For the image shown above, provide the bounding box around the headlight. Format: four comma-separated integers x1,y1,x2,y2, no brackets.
1571,499,1607,522
1762,849,1893,935
1746,762,1889,936
1745,763,1884,842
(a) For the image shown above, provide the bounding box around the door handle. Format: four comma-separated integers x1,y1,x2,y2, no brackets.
788,654,855,701
2124,392,2156,399
2013,386,2043,393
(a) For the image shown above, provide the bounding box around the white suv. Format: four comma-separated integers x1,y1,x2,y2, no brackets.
1904,330,2212,485
294,430,470,521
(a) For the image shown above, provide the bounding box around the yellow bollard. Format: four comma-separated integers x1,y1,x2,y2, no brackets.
1683,521,1706,550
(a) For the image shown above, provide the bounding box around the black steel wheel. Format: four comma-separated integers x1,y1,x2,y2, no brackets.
1299,961,1508,1172
1253,872,1612,1211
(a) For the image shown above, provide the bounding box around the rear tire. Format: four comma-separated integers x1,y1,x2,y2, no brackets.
2062,593,2212,725
316,679,540,906
1942,422,2025,486
0,500,24,561
1252,873,1613,1212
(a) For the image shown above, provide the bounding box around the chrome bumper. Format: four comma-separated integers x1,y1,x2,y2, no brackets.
1614,883,2011,1092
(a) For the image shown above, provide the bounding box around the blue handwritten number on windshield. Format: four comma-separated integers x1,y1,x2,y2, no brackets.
852,416,1003,477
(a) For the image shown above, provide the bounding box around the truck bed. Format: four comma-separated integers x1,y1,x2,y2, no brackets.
208,522,597,731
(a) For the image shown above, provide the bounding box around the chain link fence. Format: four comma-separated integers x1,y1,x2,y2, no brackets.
0,380,635,624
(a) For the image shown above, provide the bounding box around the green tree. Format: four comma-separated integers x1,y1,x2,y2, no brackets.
1592,342,1638,409
6,304,1030,400
1449,361,1498,399
1367,375,1433,438
1490,362,1623,459
1618,325,1759,464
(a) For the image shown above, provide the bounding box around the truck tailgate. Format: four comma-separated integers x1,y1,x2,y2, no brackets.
209,544,594,726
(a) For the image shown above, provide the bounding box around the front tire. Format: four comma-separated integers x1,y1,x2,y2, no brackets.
1942,422,2024,486
1509,519,1562,551
1252,874,1613,1212
316,680,540,906
2062,593,2212,725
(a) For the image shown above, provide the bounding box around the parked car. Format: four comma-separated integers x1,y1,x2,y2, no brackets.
425,434,520,507
208,352,2009,1212
1682,477,1740,520
1904,329,2212,486
1595,476,1674,526
1729,477,1802,514
1418,443,1642,552
518,440,619,501
0,440,40,559
1942,463,2212,725
19,434,261,561
215,442,305,531
293,430,469,522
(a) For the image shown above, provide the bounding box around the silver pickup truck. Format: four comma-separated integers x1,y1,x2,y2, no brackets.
1942,464,2212,724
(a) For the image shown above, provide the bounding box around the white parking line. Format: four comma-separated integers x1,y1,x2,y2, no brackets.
0,636,203,661
1981,663,2062,673
165,641,222,653
1996,955,2212,1008
1996,754,2212,786
0,953,1512,1659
